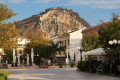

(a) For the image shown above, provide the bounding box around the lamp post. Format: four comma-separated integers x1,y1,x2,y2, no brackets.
108,39,120,75
66,49,69,66
77,47,83,70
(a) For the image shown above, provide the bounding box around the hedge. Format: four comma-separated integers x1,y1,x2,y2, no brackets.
0,71,10,80
0,75,7,80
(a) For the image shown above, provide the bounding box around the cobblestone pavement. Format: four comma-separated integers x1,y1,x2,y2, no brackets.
6,68,120,80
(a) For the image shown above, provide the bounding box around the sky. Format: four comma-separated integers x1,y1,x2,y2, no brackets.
1,0,120,26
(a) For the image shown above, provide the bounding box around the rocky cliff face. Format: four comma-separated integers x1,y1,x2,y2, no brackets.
15,7,90,38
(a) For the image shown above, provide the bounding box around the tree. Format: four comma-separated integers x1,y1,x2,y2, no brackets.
0,4,16,23
24,31,50,64
26,30,49,45
0,23,18,49
98,15,120,75
48,41,65,62
82,32,100,51
0,4,18,49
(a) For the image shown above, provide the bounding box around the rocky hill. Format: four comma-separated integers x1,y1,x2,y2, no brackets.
15,7,90,38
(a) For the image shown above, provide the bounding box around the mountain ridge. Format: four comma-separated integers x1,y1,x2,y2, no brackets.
15,7,91,38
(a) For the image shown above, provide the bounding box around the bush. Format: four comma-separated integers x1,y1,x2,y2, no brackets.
0,71,10,76
0,75,6,80
77,61,82,70
82,61,89,71
102,63,110,74
77,61,89,71
0,71,10,80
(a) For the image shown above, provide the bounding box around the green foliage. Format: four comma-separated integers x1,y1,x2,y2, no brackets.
0,71,10,80
98,20,120,51
98,14,120,75
24,31,50,64
82,32,100,51
82,61,89,71
0,4,18,49
102,63,110,74
77,61,89,71
0,23,18,50
3,49,13,64
77,61,82,70
24,43,50,64
0,4,16,23
48,41,65,57
0,75,6,80
0,71,10,76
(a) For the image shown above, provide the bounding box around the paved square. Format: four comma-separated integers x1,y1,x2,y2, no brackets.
6,68,120,80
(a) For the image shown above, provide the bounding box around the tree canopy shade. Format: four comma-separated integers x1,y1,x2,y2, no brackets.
0,4,18,49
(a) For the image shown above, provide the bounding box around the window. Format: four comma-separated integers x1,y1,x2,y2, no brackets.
59,41,61,47
65,40,66,48
61,41,63,47
68,39,69,46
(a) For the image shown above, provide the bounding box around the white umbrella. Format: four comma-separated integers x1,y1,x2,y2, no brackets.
83,48,106,56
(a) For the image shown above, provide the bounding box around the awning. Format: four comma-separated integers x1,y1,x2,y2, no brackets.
83,48,106,56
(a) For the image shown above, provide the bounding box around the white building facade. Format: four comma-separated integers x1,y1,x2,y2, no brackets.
69,28,86,62
17,38,30,55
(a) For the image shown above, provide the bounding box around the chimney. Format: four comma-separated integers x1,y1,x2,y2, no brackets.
117,15,120,20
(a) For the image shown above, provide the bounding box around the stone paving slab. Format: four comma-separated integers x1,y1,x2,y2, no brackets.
6,68,120,80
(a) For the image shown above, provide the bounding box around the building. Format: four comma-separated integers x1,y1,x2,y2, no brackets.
58,33,70,61
50,33,70,62
17,37,30,54
50,27,86,62
50,36,59,43
70,27,86,62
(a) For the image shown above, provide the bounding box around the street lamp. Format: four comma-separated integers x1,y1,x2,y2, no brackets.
108,39,120,75
77,47,83,62
77,47,83,70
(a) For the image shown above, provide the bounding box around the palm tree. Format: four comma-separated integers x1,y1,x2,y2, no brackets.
49,41,65,63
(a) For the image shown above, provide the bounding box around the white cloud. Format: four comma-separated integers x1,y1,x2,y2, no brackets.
35,0,56,3
0,0,6,3
67,0,120,9
8,0,25,4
